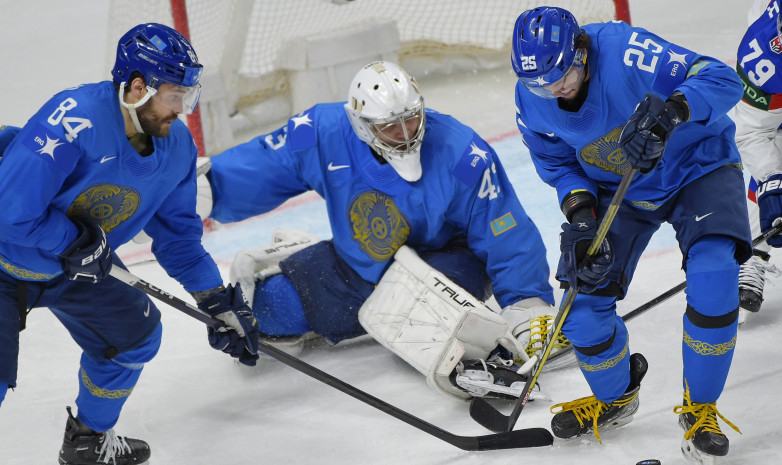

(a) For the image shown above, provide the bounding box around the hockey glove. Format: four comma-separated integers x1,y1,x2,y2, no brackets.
57,218,112,283
619,93,686,174
757,173,782,247
557,218,615,294
196,283,260,366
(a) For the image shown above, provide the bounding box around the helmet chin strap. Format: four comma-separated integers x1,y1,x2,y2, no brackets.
118,82,155,135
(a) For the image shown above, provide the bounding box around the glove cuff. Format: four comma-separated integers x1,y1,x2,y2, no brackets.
561,190,597,223
665,91,690,123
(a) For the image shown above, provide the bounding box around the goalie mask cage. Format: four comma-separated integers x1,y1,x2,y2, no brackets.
106,0,629,156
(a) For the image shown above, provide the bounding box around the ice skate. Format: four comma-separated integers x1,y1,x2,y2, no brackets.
738,251,772,313
58,406,150,465
550,353,647,442
451,355,535,400
674,385,740,464
525,313,573,370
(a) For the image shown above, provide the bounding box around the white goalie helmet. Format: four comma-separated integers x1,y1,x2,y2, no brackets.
344,61,426,182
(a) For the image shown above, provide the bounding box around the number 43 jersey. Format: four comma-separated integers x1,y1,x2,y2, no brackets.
0,81,222,291
207,103,554,308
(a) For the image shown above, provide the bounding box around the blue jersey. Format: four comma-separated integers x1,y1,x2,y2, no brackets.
515,21,744,211
0,81,221,291
208,103,554,308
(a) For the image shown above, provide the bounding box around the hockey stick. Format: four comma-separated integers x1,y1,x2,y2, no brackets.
544,221,782,363
108,265,554,451
470,168,639,433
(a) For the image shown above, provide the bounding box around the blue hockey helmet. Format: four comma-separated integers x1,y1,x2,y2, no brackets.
112,23,202,89
511,7,585,98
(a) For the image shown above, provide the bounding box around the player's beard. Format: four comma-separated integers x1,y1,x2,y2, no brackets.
136,104,177,138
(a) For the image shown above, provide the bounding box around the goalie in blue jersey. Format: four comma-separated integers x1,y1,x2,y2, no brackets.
511,6,752,463
0,24,259,465
202,61,563,401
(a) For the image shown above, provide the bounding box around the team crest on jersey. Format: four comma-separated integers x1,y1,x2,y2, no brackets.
578,126,631,175
348,190,410,262
770,35,782,54
67,184,140,233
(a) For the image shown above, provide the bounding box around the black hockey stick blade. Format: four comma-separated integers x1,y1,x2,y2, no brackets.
470,169,638,433
470,202,782,433
108,265,554,450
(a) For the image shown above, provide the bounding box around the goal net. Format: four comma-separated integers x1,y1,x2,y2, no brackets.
106,0,626,154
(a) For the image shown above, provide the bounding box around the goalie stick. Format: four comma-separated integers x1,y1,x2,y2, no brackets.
542,222,782,365
470,168,638,434
108,265,554,451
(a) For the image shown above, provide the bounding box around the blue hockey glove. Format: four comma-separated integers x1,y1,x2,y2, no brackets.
57,218,112,283
619,93,685,174
196,283,260,366
757,174,782,247
557,218,615,294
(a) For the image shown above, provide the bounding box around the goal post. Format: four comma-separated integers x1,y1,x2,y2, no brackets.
107,0,629,156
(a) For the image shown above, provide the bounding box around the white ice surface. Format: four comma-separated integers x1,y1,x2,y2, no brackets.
2,1,782,464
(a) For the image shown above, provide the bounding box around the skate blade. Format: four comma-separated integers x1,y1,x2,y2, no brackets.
681,438,717,465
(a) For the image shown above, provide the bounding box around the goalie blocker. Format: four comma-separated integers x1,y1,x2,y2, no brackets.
359,245,534,399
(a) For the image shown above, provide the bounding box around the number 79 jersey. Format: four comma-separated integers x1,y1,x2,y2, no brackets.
208,103,554,308
733,0,782,181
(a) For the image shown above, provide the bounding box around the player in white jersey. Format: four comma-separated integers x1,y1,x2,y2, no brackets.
732,0,782,324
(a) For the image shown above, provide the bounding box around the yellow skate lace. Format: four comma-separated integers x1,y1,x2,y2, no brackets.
525,315,570,359
550,390,639,443
673,383,741,440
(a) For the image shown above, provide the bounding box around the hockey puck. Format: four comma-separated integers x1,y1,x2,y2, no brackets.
636,460,661,465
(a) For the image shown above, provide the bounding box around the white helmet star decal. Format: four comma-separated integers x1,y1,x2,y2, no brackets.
37,135,63,160
531,75,550,86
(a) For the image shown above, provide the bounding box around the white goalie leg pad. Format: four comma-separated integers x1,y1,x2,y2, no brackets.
358,245,525,399
229,228,319,308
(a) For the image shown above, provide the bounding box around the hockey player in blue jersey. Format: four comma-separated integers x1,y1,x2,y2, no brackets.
0,24,259,465
732,0,782,324
201,60,564,400
511,6,752,463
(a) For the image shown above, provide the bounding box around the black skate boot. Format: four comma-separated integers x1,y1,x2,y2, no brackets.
58,406,150,465
738,250,771,313
450,356,532,400
674,385,740,463
550,352,648,442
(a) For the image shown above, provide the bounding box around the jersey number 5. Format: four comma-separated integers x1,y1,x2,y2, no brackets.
47,97,93,143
